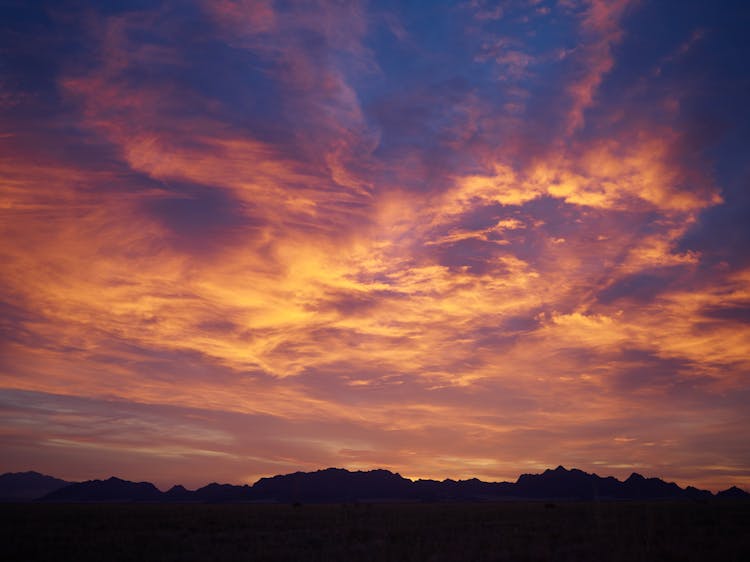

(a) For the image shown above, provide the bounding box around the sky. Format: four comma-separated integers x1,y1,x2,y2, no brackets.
1,0,749,492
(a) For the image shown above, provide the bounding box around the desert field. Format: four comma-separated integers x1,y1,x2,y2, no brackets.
3,501,749,561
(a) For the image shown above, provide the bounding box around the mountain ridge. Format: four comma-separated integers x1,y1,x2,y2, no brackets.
0,471,71,501
3,467,747,503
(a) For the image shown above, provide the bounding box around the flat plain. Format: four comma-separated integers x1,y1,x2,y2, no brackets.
3,501,749,561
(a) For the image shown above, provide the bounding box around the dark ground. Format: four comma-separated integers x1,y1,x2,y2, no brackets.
2,501,749,561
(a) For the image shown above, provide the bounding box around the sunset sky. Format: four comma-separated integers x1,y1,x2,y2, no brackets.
1,0,749,492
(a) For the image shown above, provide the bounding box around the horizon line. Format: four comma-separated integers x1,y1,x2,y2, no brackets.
7,465,746,495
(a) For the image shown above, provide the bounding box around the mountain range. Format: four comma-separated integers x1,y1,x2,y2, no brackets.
2,467,748,503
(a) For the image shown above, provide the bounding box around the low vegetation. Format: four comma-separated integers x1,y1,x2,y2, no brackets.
3,501,749,561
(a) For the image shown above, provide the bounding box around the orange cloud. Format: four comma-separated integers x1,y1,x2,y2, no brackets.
565,0,634,134
1,0,747,493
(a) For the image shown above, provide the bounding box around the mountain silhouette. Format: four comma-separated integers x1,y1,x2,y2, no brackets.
621,472,684,499
715,486,750,500
42,476,162,502
163,484,192,501
0,471,70,501
413,477,514,501
514,466,617,499
191,482,255,503
252,468,414,502
684,485,714,501
2,467,746,503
